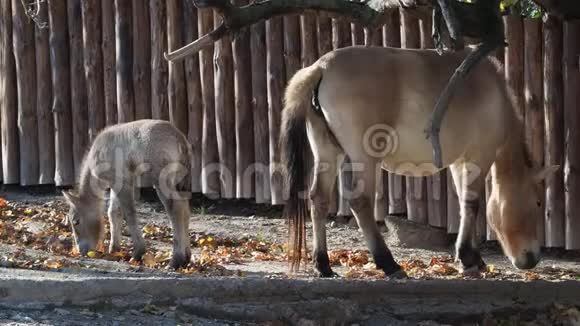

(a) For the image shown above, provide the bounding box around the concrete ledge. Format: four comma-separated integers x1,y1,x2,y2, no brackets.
1,268,579,324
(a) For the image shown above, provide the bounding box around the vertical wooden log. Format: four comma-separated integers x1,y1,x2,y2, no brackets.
167,0,188,134
427,170,447,228
301,15,318,66
400,9,420,49
0,0,19,184
364,26,382,46
486,173,498,240
352,23,364,45
563,20,580,250
115,0,134,123
132,0,151,121
48,0,74,186
401,9,427,224
419,14,434,49
252,19,270,204
543,14,565,248
150,0,168,121
524,18,545,246
198,10,220,199
35,2,54,184
182,0,203,193
283,15,301,81
82,0,106,144
68,0,88,174
266,17,285,204
447,173,460,234
317,15,332,56
13,0,39,185
383,10,401,48
232,0,254,198
102,0,117,126
214,12,236,198
504,15,525,120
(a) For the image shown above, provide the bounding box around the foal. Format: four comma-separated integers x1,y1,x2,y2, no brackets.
62,119,193,269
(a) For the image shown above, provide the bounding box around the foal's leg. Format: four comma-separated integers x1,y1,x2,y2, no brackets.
116,178,146,261
449,162,487,273
107,190,123,253
348,160,406,279
155,185,192,269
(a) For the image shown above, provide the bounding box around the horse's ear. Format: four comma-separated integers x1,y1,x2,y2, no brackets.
62,189,80,206
533,164,560,183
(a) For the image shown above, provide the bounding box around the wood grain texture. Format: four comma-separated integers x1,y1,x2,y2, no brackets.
115,0,135,123
167,0,188,134
150,0,168,121
13,0,39,185
48,0,74,185
543,14,565,247
132,0,151,120
102,0,117,126
36,1,54,184
0,0,19,184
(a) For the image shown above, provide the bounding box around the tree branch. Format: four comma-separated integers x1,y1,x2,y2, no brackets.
532,0,580,19
424,38,504,168
165,0,404,61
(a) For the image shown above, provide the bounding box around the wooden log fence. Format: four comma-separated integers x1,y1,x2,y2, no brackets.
1,4,579,249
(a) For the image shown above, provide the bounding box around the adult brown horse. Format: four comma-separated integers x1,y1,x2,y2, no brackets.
280,45,558,278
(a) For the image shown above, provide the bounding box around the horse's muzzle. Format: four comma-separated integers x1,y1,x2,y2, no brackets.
514,251,540,270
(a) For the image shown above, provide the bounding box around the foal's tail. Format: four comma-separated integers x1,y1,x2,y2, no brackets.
279,63,323,272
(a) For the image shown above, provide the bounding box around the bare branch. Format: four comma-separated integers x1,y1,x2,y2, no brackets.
532,0,580,19
164,0,410,61
164,24,227,61
424,39,503,168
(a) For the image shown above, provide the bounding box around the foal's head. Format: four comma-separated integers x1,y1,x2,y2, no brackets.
487,163,559,270
62,190,105,256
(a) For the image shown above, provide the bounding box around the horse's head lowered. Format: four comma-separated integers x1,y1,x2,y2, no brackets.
487,163,559,270
62,190,105,256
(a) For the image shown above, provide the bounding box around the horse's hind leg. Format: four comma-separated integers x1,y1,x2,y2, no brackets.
116,178,146,261
155,186,192,269
107,190,123,253
348,159,406,278
449,161,488,273
305,113,344,277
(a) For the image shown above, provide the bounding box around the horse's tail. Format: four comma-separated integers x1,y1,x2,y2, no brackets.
279,63,323,272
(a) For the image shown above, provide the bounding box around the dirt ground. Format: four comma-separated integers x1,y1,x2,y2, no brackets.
0,185,579,325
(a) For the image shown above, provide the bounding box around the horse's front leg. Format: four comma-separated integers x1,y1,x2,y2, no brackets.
107,190,123,253
449,162,487,274
155,186,192,269
116,179,146,261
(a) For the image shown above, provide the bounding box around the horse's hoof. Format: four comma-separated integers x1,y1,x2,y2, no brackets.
460,265,485,278
385,269,408,280
132,247,146,261
317,269,339,278
169,253,191,269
